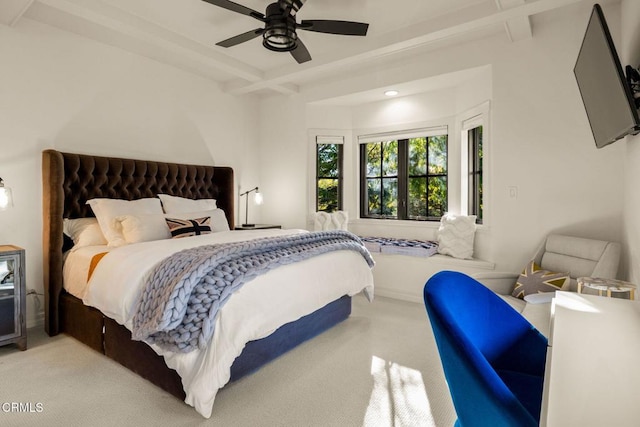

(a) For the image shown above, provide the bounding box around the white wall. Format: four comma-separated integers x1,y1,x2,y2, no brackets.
488,3,624,270
0,18,260,327
258,1,626,300
257,95,309,229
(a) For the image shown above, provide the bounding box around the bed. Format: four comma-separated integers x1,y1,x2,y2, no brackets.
42,149,374,417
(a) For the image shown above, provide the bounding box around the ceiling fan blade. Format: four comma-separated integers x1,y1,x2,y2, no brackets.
201,0,265,21
216,28,264,48
279,0,307,16
290,39,312,64
299,20,369,36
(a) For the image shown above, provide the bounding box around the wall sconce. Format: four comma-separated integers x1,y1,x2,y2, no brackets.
240,186,263,227
0,178,13,211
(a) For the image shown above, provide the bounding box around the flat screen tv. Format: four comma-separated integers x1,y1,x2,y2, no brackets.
574,4,640,148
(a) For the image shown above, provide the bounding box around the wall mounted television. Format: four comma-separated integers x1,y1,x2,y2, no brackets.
574,3,640,149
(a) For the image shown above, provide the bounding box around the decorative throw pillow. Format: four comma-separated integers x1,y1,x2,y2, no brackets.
512,261,570,299
165,217,212,238
436,213,477,259
170,209,230,232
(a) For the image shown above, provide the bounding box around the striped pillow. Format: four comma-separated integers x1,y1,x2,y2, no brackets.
165,217,211,238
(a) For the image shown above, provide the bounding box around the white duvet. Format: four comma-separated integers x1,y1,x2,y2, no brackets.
80,228,374,418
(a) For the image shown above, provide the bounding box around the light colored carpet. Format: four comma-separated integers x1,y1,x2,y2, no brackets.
0,295,456,427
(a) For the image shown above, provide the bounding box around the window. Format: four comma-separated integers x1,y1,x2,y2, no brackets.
316,136,343,212
467,126,483,223
359,129,448,221
461,102,489,225
361,140,399,217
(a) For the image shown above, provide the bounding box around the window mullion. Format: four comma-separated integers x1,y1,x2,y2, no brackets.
426,137,433,219
337,144,344,211
360,144,367,217
398,139,408,220
379,143,385,217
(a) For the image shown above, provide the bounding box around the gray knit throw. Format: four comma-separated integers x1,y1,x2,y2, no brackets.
131,230,374,353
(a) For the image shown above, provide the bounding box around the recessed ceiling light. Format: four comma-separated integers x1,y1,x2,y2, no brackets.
384,90,399,97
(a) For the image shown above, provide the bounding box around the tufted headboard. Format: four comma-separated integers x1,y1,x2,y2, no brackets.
42,149,234,335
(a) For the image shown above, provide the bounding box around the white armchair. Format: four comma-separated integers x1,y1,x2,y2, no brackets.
473,234,621,337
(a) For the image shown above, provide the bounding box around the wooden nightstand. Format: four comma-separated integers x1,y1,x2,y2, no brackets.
234,224,282,230
0,245,26,351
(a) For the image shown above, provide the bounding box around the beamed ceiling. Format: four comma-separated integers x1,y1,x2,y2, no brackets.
0,0,610,100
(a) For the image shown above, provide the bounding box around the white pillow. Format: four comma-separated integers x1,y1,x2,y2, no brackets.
115,214,171,244
158,194,217,214
87,198,163,247
170,209,230,232
436,213,477,259
63,218,107,251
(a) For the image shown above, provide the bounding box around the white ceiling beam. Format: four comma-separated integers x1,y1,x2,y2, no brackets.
25,0,269,84
18,0,591,96
229,0,588,95
495,0,532,42
27,0,302,94
222,79,299,95
0,0,34,26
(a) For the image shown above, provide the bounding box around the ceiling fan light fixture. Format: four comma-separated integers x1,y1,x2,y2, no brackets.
206,0,369,63
263,22,298,51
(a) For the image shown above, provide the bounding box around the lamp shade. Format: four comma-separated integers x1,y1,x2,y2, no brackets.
254,191,263,205
0,178,12,210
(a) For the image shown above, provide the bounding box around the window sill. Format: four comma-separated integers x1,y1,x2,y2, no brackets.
351,218,441,229
370,252,495,270
350,218,491,232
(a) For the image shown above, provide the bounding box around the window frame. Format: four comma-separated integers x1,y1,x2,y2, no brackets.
315,139,344,212
467,125,483,223
358,127,449,222
359,140,402,219
459,101,490,227
307,131,349,223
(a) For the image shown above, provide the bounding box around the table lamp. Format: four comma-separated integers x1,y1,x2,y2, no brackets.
240,186,263,227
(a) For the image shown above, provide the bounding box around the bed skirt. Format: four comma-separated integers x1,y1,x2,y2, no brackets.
58,291,352,398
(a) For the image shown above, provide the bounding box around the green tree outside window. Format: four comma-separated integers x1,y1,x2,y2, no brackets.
361,134,447,221
316,142,343,212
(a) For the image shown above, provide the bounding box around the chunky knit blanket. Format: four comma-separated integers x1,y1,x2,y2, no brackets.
131,230,374,353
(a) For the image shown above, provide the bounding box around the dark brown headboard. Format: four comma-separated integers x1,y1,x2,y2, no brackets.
42,149,234,335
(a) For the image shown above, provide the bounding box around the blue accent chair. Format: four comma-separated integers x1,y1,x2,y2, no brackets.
424,271,548,427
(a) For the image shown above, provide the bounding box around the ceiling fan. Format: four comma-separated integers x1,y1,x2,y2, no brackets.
202,0,369,64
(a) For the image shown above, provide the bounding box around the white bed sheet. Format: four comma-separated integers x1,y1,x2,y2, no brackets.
81,228,374,418
63,245,110,299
